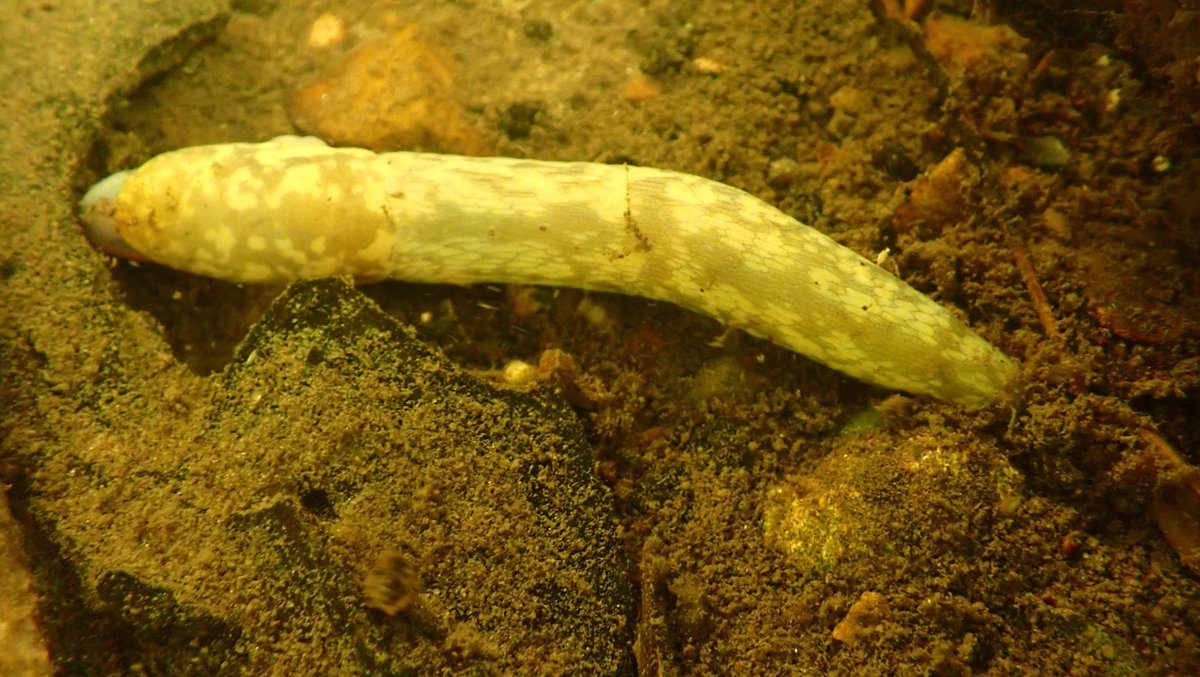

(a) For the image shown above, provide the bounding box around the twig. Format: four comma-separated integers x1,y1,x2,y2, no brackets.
1011,243,1061,340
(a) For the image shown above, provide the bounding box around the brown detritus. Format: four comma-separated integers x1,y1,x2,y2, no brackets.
997,165,1048,214
893,148,973,235
878,0,934,24
1059,531,1084,559
633,537,669,675
872,393,918,427
1040,207,1070,241
1117,0,1200,121
981,0,1200,120
903,0,935,22
813,141,841,165
1150,485,1200,577
973,0,1121,47
1089,302,1186,347
1011,242,1061,342
622,326,669,366
867,0,953,112
831,591,892,645
878,0,906,22
1026,49,1059,90
687,357,758,404
1116,429,1200,575
1079,250,1187,346
288,24,490,154
667,573,716,653
363,548,423,616
505,285,548,321
1125,429,1200,498
922,13,1029,91
537,347,579,386
538,348,598,408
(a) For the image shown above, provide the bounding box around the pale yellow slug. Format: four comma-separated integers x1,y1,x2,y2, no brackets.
80,136,1017,406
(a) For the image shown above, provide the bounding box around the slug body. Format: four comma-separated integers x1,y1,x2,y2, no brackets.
81,136,1016,406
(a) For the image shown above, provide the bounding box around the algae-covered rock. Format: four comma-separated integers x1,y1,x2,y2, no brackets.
32,278,634,674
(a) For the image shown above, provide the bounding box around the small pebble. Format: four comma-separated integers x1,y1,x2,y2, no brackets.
306,12,346,49
502,360,539,386
621,74,662,103
1042,207,1070,240
691,57,723,74
828,85,867,115
767,157,802,187
1021,136,1070,169
288,24,489,154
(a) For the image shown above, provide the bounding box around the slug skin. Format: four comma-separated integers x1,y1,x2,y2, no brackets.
81,136,1017,406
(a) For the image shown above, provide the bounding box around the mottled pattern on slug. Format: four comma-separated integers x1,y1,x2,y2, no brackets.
83,136,1017,406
